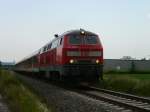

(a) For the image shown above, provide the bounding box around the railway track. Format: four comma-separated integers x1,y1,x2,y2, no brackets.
73,85,150,112
16,73,150,112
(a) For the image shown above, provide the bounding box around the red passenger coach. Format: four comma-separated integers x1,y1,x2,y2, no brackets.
15,29,103,83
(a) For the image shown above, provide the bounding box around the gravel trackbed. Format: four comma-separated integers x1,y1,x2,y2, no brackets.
17,74,131,112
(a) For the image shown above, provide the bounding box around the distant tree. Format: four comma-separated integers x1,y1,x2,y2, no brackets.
120,56,136,60
141,58,146,60
130,61,135,73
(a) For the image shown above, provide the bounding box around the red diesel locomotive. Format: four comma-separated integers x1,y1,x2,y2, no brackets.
15,29,103,82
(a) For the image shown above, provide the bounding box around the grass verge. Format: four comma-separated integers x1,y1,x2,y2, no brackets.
99,74,150,97
0,69,50,112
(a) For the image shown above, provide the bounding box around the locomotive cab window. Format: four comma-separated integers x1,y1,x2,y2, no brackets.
69,35,98,45
84,35,98,44
69,35,82,44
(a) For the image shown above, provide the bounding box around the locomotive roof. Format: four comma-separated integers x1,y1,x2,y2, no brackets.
61,29,98,36
49,29,98,44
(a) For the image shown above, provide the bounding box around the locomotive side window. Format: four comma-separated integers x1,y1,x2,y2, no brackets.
51,39,59,49
69,35,82,44
84,36,98,44
51,42,55,49
60,38,63,45
47,43,52,50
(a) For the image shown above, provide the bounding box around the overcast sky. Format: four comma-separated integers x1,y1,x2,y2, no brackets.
0,0,150,62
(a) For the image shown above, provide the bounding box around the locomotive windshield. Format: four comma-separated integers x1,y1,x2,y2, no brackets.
69,35,82,44
69,35,98,45
84,35,98,44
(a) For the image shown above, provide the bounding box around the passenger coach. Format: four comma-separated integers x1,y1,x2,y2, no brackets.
15,29,103,82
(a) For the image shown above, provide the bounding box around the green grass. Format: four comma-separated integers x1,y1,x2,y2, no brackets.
99,73,150,97
126,74,150,80
0,69,50,112
104,73,150,81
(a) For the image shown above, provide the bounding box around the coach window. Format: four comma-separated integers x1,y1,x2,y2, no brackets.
42,48,44,53
39,49,43,54
32,56,37,64
43,46,47,52
47,46,49,50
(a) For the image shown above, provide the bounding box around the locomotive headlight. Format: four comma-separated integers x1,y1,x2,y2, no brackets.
70,59,74,64
81,31,85,34
96,59,99,64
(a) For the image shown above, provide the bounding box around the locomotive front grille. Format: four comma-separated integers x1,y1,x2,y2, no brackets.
63,64,103,76
77,60,92,64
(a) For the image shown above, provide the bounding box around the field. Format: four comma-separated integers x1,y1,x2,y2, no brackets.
104,73,150,81
123,74,150,80
100,73,150,97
